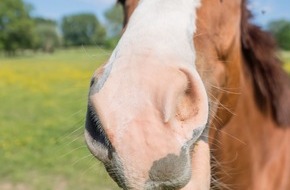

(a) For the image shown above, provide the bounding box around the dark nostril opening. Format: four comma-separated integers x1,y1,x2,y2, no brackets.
85,105,114,157
85,106,128,188
90,77,95,88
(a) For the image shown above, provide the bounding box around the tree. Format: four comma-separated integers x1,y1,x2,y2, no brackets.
103,4,124,49
33,18,60,53
276,24,290,50
104,4,124,37
61,13,106,47
268,20,290,50
0,0,35,55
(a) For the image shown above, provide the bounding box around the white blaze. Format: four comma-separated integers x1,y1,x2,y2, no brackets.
119,0,201,63
95,0,201,92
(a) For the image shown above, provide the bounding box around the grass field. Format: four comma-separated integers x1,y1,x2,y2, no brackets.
0,48,119,190
0,48,289,190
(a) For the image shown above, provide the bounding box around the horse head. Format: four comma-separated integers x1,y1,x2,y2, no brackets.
85,0,290,189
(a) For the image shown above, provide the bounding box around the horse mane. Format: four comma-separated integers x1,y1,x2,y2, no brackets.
241,0,290,127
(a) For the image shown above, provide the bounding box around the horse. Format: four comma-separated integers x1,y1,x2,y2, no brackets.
84,0,290,189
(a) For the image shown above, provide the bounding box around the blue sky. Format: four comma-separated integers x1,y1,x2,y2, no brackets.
249,0,290,26
23,0,116,22
23,0,290,26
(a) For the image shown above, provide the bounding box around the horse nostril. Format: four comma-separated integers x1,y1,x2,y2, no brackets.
86,106,106,146
90,77,95,88
85,107,129,188
85,106,114,163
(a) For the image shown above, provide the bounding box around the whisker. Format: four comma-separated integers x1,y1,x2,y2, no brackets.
208,94,237,116
81,45,112,59
59,145,87,158
60,124,84,141
80,157,98,177
72,154,94,166
60,131,84,148
210,84,241,95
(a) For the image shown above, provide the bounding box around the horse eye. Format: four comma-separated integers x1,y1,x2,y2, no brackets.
118,0,126,6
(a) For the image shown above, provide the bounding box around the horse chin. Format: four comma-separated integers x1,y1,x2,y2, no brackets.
109,142,210,190
104,146,199,190
143,147,193,189
85,124,210,190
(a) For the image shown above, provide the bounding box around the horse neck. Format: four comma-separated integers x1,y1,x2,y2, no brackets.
116,0,201,63
233,63,290,159
211,65,290,189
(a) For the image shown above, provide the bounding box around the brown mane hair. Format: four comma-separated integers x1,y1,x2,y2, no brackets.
241,0,290,127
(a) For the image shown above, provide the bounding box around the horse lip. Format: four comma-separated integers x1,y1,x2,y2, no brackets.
85,131,128,188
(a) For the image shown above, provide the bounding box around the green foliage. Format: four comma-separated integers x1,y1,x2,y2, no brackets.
0,48,119,190
0,0,35,55
104,4,124,37
103,36,121,49
33,17,60,53
61,13,106,47
102,4,124,49
268,20,290,50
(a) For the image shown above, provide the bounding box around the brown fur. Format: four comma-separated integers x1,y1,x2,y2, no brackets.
118,0,290,127
118,0,139,27
113,0,290,189
241,0,290,126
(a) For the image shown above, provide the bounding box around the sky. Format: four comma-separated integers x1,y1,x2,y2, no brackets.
23,0,116,23
23,0,290,27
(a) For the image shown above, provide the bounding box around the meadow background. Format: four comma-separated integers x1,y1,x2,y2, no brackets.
0,0,290,190
0,48,120,190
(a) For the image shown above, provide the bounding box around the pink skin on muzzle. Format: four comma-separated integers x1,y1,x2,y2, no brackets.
85,54,210,189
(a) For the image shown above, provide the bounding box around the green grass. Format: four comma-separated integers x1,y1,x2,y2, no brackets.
0,47,119,190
